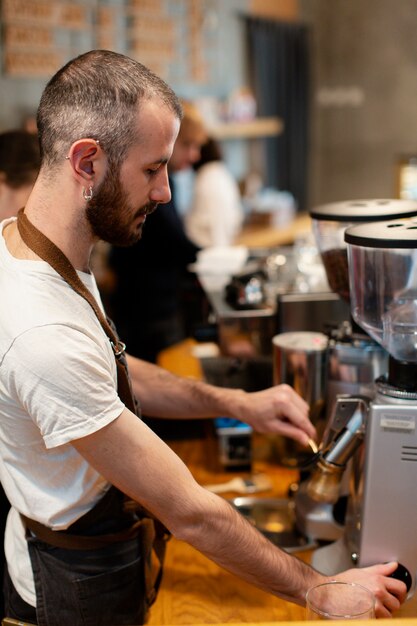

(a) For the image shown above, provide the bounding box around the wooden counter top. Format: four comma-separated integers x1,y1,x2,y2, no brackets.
150,340,417,624
148,434,417,624
174,623,417,626
147,436,309,625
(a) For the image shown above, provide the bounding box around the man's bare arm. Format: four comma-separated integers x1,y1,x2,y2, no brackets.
72,408,406,616
126,354,315,445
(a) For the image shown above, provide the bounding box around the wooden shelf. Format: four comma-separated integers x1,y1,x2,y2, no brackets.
235,212,312,248
208,116,283,140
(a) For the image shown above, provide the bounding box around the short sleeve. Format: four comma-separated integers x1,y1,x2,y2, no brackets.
4,323,125,448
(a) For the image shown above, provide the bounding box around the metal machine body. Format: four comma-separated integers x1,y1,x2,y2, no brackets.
295,484,346,542
355,391,417,582
295,325,388,543
312,384,417,596
326,323,388,412
296,200,417,547
308,216,417,598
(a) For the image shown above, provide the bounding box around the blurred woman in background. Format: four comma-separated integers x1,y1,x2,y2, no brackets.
108,101,207,364
185,136,244,247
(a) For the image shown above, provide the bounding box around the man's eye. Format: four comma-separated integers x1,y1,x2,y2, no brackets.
147,167,159,176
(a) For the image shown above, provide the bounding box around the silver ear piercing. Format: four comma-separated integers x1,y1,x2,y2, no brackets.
83,186,94,201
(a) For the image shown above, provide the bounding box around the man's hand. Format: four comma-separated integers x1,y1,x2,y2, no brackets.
235,384,315,445
333,562,408,618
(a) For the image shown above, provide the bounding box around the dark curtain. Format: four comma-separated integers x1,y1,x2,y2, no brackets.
245,16,310,211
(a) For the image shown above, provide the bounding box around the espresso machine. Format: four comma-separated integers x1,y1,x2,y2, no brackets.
295,200,417,543
307,217,417,596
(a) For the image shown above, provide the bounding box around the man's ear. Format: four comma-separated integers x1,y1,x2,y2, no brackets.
66,139,104,182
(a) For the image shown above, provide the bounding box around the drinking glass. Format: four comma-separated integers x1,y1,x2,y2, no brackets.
306,581,376,620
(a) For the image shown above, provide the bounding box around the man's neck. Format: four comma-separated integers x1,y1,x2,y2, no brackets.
22,187,94,272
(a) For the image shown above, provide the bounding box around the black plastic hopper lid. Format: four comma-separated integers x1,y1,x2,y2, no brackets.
310,199,417,222
345,218,417,248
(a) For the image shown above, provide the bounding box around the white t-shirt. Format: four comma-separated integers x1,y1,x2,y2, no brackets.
0,218,125,606
185,161,244,248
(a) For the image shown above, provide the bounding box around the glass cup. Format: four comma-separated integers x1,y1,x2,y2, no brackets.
306,581,376,620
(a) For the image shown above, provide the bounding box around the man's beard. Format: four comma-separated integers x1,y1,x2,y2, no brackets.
86,166,158,247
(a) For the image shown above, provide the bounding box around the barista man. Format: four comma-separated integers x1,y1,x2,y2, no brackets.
0,50,406,625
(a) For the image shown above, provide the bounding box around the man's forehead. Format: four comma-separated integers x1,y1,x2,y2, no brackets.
131,101,178,141
137,101,179,131
136,97,179,122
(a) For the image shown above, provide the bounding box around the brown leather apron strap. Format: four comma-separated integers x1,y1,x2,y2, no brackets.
137,517,169,606
16,208,136,413
17,209,114,337
21,513,145,550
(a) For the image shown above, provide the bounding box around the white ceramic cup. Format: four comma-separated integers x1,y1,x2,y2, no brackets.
305,581,376,620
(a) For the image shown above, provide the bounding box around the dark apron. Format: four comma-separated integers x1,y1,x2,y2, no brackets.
19,334,168,626
23,485,168,626
13,211,169,625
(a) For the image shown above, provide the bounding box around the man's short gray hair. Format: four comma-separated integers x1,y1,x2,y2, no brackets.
37,49,182,170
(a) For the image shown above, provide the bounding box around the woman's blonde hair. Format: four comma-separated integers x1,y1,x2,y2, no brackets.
178,100,208,144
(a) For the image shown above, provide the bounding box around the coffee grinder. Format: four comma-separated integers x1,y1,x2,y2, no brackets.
295,200,417,543
307,217,417,597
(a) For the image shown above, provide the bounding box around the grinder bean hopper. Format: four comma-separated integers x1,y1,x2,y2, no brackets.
308,217,417,598
310,199,417,409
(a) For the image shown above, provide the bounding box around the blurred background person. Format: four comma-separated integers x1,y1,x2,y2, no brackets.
107,101,208,440
109,102,207,362
0,129,40,221
108,101,208,366
185,136,244,247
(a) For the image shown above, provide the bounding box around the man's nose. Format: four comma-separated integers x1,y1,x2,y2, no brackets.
151,170,171,204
